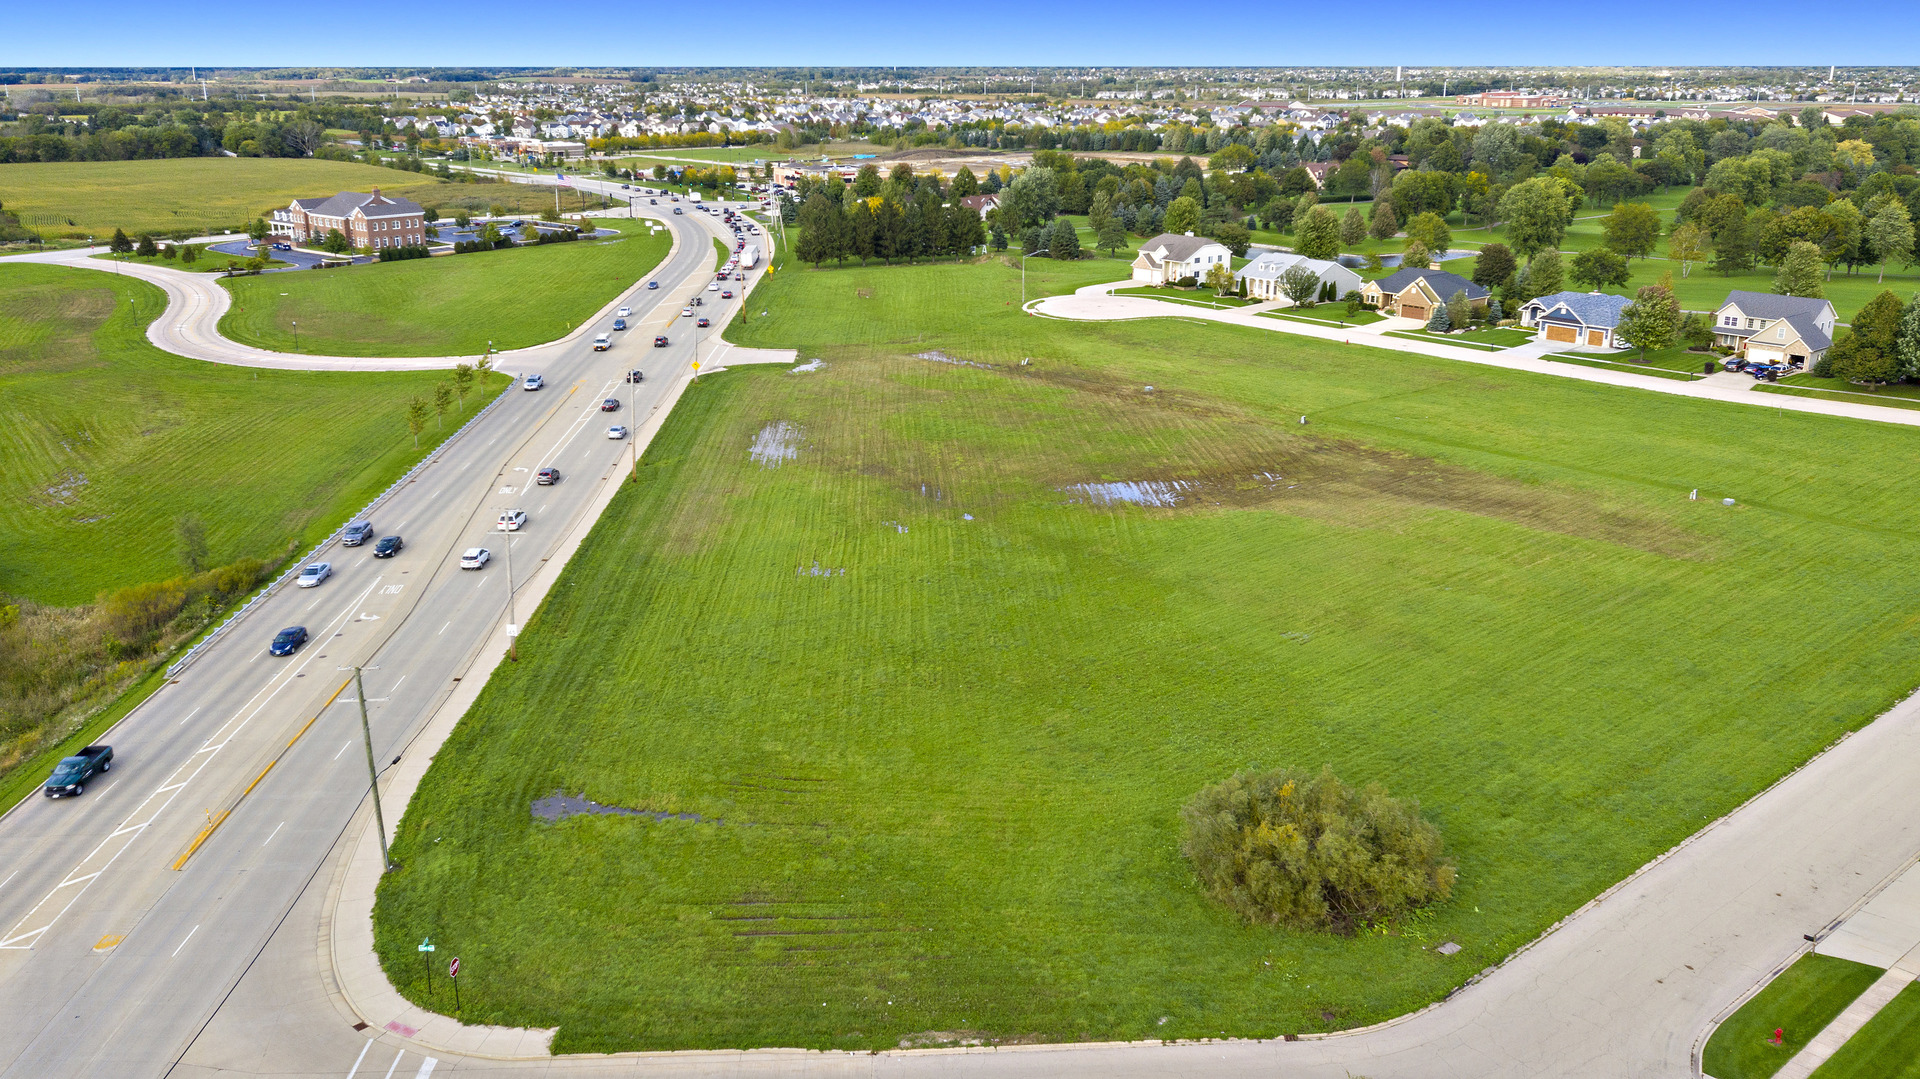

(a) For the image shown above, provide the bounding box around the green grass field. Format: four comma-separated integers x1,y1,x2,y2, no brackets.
1704,953,1884,1079
216,220,671,357
91,251,293,274
0,158,569,239
0,263,505,604
1810,978,1920,1079
1387,327,1536,350
1261,308,1388,328
376,252,1920,1054
1112,286,1254,309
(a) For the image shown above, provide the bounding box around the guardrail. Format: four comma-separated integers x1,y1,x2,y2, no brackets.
165,385,513,679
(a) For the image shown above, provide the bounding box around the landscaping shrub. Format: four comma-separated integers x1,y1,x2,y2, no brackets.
1812,355,1834,377
1180,766,1455,934
376,245,432,262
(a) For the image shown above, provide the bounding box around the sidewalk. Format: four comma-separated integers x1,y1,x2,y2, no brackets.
1035,284,1920,432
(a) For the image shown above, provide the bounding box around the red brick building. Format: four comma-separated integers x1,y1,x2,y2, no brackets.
269,187,426,249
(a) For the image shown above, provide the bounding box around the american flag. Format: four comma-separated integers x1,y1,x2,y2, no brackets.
555,172,572,189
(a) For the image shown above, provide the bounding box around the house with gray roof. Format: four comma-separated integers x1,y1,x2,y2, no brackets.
1519,290,1634,348
1131,232,1232,286
269,187,427,250
1357,268,1488,322
1234,251,1361,302
1712,291,1836,366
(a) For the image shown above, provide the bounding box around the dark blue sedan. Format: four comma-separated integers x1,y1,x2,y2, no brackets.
270,626,308,656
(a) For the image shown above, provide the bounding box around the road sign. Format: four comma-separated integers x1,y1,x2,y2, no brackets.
449,957,460,978
418,937,435,953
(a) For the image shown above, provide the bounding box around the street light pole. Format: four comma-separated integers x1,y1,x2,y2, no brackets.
346,665,393,872
503,524,517,662
292,320,298,351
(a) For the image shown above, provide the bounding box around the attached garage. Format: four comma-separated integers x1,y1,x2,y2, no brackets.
1400,303,1428,321
1587,329,1607,347
1544,324,1578,343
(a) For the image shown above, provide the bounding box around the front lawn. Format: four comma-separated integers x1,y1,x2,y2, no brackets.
216,219,671,356
1386,327,1535,351
376,253,1920,1054
1261,308,1388,328
1558,345,1720,375
1112,286,1255,308
1810,979,1920,1079
1702,953,1884,1079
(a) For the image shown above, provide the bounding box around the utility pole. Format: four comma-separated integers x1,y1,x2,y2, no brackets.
504,528,517,662
346,666,393,872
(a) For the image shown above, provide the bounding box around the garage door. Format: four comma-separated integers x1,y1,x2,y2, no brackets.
1401,304,1427,320
1587,329,1606,347
1544,324,1577,343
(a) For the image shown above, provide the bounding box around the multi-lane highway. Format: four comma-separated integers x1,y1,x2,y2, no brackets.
0,186,773,1077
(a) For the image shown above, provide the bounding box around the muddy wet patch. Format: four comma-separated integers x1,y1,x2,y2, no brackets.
531,790,738,826
913,349,994,370
749,421,802,467
1062,479,1194,507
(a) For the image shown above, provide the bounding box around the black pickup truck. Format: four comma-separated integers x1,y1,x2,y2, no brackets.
44,745,112,798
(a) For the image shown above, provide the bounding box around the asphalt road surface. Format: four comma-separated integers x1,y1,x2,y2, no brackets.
0,189,744,1077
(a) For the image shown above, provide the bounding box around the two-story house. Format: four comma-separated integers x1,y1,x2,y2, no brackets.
269,188,428,250
1712,291,1836,367
1131,232,1233,286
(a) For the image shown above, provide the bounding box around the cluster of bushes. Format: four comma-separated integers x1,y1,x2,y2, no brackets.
0,549,273,778
452,235,516,254
528,227,580,246
376,245,432,262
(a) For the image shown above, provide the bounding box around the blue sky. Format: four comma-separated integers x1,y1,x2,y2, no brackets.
6,0,1919,68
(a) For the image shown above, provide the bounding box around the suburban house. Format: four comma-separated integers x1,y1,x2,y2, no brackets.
1519,291,1634,348
269,188,427,250
1234,251,1362,302
1712,290,1836,366
1301,161,1335,189
1131,232,1233,286
1357,267,1489,321
956,194,1001,218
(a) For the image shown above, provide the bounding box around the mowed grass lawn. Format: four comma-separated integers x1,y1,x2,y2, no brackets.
1811,979,1920,1079
377,253,1920,1053
0,263,504,604
0,157,563,238
217,220,671,357
1704,953,1884,1079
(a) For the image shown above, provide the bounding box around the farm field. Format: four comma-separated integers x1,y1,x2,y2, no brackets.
376,252,1920,1053
0,158,584,239
217,219,672,357
0,262,505,605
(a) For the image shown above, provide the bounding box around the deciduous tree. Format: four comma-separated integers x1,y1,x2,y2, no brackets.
1162,196,1201,236
1602,201,1661,259
1280,265,1321,306
1399,239,1432,270
1771,241,1825,298
1294,205,1341,260
1667,223,1709,278
1472,243,1516,290
1570,248,1630,291
1498,178,1571,261
1367,198,1399,240
1865,196,1915,285
1405,212,1451,258
1616,284,1679,363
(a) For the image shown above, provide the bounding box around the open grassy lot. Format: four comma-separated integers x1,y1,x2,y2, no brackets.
1809,978,1920,1079
0,158,566,239
90,251,293,273
615,145,780,165
1262,308,1387,328
0,263,505,605
216,219,671,357
377,252,1920,1054
1387,327,1536,351
1704,953,1884,1079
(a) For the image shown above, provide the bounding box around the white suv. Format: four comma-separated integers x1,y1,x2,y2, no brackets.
497,509,528,531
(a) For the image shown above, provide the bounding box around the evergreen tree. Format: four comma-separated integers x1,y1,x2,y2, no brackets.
1426,302,1452,333
135,233,157,257
849,200,877,264
1897,295,1920,382
108,228,133,253
1445,289,1472,330
1341,205,1366,245
950,166,979,198
1088,192,1114,237
1771,241,1825,298
1368,199,1399,240
1049,217,1081,260
1096,214,1127,256
1709,213,1753,276
989,222,1008,251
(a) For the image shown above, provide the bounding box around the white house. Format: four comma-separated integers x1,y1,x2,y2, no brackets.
1234,251,1362,302
1131,232,1233,286
1712,290,1835,367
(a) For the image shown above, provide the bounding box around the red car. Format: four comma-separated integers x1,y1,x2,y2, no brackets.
601,398,620,412
696,317,710,327
721,290,733,299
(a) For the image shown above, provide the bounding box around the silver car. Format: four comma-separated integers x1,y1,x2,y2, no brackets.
296,562,332,588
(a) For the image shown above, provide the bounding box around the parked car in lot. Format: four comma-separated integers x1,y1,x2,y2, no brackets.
613,318,627,331
271,242,292,251
627,369,646,381
342,520,374,546
608,425,629,439
593,333,612,351
459,547,491,569
601,398,621,411
296,562,333,588
537,467,560,485
270,625,309,656
497,509,528,531
697,317,710,328
44,745,112,798
524,374,545,390
373,535,404,558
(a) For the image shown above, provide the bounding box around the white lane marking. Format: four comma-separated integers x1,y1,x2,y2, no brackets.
334,741,352,761
0,577,382,949
388,675,406,694
0,871,16,892
415,1059,437,1078
382,1049,405,1079
307,595,324,610
345,1040,372,1079
171,924,198,957
438,622,449,635
178,706,202,727
249,650,261,663
263,821,284,847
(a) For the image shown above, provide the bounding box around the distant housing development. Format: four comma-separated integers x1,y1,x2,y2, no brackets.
270,187,427,249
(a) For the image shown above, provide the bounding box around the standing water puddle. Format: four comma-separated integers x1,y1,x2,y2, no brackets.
749,421,801,467
1062,480,1193,507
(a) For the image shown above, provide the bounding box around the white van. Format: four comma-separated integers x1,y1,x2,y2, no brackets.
593,333,612,351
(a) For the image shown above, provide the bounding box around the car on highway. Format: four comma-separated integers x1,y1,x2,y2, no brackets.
673,207,683,214
649,198,658,205
617,306,632,317
342,519,374,546
620,183,630,189
608,425,629,439
627,369,646,381
647,281,659,289
707,282,719,291
270,626,309,656
697,317,710,328
717,272,728,281
497,509,528,531
43,745,112,798
373,535,404,558
601,398,620,411
734,272,746,281
537,467,560,485
681,307,693,317
593,333,612,351
613,318,627,331
652,335,668,347
721,290,733,299
459,547,491,570
523,374,545,390
295,562,333,588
